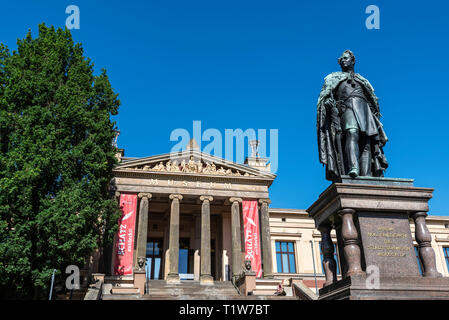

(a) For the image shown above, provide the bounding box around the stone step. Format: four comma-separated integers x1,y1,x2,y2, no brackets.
105,275,134,281
143,280,240,299
147,290,238,294
104,279,247,300
56,290,88,300
109,283,135,288
111,287,140,295
103,294,142,300
255,285,280,290
255,279,283,285
252,289,279,296
103,294,298,300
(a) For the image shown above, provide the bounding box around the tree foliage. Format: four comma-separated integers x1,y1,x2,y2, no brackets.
0,24,121,299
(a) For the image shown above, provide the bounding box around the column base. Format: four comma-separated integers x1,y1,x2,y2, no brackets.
263,273,274,279
166,274,180,284
200,274,214,285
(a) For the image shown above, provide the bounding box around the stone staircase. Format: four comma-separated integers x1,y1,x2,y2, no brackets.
102,280,298,300
252,278,292,296
103,275,140,295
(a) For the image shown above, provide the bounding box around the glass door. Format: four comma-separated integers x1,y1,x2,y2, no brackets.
179,238,194,280
146,238,163,280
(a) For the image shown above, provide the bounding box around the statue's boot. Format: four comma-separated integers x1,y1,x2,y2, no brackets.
348,167,359,178
359,136,372,176
345,128,360,178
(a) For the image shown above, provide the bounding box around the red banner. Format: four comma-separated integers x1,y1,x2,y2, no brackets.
242,200,262,278
114,194,137,275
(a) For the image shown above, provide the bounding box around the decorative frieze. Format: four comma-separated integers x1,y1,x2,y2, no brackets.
127,158,253,177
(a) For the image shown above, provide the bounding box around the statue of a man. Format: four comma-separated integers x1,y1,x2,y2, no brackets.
317,50,388,181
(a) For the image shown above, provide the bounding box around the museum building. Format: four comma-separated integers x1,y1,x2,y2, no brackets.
102,139,449,296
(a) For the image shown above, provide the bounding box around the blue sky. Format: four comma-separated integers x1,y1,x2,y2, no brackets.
1,1,448,215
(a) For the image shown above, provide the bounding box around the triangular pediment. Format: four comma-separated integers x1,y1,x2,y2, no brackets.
114,150,276,180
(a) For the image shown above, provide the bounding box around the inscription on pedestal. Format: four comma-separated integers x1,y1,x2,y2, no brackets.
358,212,420,277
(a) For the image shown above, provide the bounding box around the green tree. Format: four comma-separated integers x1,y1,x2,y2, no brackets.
0,24,121,299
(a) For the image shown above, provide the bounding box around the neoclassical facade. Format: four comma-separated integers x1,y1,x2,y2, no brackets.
104,140,449,294
110,140,276,286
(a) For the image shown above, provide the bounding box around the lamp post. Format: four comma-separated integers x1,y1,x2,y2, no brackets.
310,240,318,295
49,269,57,300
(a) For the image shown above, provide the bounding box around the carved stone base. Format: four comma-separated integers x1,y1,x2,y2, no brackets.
307,178,449,300
200,274,214,285
166,274,181,284
319,275,449,300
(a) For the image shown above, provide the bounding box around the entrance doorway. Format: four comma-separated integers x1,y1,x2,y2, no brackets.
146,238,163,280
179,238,194,280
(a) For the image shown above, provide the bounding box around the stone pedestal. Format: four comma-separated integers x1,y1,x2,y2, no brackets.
307,177,449,300
133,270,146,296
238,271,257,296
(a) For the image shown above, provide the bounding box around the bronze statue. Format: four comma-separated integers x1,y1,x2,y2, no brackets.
317,50,388,181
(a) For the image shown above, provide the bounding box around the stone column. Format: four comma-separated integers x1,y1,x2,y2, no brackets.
318,224,337,286
167,194,183,283
338,208,364,277
200,196,214,284
259,199,274,278
412,212,442,277
135,193,152,271
193,215,201,281
230,197,243,281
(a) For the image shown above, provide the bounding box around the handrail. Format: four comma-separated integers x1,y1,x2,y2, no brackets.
231,275,242,295
84,280,103,300
292,282,318,300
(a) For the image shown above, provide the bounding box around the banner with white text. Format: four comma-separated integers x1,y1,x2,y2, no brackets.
242,200,262,278
114,193,137,275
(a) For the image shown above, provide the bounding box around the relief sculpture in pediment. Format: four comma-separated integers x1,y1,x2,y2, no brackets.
130,158,252,177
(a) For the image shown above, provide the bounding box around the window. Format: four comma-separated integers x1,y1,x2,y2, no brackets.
319,242,341,275
415,246,423,276
275,241,296,273
444,247,449,273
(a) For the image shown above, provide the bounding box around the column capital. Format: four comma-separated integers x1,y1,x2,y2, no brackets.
338,208,356,216
317,223,332,233
229,197,242,203
114,191,121,200
412,211,428,220
169,194,183,201
138,192,152,200
259,198,271,205
200,195,213,202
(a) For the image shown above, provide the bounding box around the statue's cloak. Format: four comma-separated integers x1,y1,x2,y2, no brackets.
317,72,388,181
